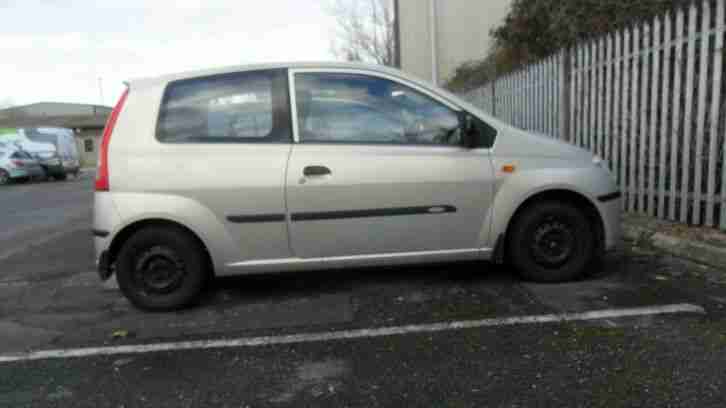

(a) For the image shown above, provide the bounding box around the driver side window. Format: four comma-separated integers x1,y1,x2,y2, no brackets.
294,73,461,146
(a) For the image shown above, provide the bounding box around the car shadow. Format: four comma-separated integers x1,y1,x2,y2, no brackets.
199,251,623,309
199,258,604,308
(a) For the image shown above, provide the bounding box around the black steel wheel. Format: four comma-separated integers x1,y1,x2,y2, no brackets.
508,201,594,283
530,216,577,268
116,226,209,311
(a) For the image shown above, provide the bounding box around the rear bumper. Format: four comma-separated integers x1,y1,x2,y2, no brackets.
7,168,30,178
96,249,112,281
93,192,122,280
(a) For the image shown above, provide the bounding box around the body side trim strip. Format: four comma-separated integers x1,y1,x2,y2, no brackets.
227,248,490,268
291,205,456,222
226,214,286,223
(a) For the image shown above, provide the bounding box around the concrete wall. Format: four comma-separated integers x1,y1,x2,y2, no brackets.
399,0,512,86
13,103,111,118
74,129,101,168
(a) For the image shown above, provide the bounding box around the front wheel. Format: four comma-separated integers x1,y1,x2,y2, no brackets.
508,201,595,283
116,226,209,311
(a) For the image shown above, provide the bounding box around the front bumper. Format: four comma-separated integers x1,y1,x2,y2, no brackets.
597,192,622,251
40,163,65,176
26,166,45,178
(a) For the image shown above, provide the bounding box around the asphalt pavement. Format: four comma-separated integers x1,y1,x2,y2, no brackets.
2,177,726,407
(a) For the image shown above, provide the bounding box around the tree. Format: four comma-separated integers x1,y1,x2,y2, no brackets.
328,0,397,67
446,0,686,91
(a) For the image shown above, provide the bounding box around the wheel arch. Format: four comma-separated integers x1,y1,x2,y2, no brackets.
493,188,606,263
107,218,214,277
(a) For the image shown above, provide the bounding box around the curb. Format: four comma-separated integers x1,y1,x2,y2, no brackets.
622,220,726,270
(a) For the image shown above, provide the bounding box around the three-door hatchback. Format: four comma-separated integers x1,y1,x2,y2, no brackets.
94,62,621,311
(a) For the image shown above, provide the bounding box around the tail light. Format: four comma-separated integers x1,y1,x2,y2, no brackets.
96,88,129,192
12,160,24,167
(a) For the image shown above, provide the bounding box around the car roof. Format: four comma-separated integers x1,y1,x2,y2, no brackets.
129,62,430,92
124,61,514,131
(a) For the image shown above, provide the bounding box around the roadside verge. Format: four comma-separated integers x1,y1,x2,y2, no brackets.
623,214,726,271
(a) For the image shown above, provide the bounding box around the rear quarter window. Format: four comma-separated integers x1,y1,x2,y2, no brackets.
156,69,291,144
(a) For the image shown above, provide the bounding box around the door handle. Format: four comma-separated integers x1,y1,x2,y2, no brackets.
303,165,332,177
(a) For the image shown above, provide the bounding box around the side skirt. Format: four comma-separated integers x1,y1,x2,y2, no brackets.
220,248,494,276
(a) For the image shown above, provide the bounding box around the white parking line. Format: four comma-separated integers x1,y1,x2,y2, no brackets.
0,303,704,363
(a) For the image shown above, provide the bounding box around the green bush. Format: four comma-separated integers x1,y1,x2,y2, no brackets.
446,0,687,92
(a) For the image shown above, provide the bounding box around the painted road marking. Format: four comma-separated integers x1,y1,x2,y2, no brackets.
0,303,704,363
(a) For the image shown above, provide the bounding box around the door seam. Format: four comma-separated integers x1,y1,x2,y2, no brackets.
283,144,296,257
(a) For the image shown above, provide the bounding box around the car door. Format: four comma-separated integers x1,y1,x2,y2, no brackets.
152,68,294,263
285,69,496,260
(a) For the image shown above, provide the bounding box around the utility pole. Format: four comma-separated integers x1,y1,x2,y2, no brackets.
97,77,105,106
393,0,401,68
429,0,438,85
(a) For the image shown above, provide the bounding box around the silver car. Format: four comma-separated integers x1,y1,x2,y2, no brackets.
93,62,621,311
0,147,45,185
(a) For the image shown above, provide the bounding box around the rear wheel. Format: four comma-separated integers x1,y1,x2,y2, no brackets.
508,201,594,283
0,169,9,185
116,226,209,311
54,173,67,181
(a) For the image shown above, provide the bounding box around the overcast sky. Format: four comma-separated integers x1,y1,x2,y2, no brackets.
0,0,337,108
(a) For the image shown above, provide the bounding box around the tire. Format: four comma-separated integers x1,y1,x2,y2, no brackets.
116,226,209,311
54,173,67,181
508,201,595,283
0,169,9,185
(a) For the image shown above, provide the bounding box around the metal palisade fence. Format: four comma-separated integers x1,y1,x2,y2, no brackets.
462,0,726,230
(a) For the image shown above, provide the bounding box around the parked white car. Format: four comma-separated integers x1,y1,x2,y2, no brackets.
93,62,621,311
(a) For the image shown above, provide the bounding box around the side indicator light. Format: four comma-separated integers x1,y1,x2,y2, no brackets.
502,164,517,173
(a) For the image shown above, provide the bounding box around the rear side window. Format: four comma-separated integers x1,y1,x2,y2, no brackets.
157,69,291,143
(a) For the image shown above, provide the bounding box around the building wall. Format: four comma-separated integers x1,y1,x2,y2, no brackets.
399,1,434,83
16,103,111,118
399,0,512,86
74,129,101,167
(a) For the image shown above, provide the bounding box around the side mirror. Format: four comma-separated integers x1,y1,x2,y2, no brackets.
458,111,476,149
